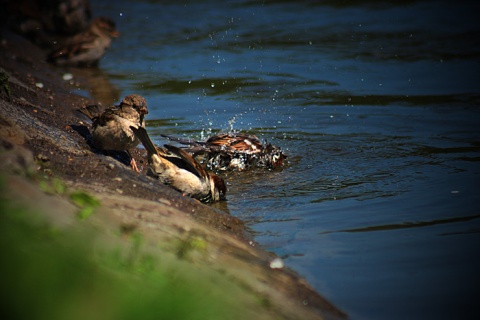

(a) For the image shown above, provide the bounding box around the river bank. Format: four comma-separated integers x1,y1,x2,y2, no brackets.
0,26,345,320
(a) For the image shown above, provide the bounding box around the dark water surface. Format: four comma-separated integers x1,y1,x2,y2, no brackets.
89,1,480,319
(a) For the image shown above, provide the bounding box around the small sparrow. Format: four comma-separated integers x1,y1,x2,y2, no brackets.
163,132,287,171
48,16,119,66
130,126,226,203
78,94,148,171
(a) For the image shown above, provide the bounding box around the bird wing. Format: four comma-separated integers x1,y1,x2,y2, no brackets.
76,104,102,122
163,144,208,180
48,32,98,59
206,133,262,153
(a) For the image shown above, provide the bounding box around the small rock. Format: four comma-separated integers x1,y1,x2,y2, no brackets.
62,73,73,81
35,153,50,162
269,257,284,269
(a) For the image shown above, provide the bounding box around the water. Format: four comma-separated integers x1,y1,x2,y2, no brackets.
88,1,480,319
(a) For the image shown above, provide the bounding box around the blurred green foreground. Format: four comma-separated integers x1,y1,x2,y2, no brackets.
0,177,257,320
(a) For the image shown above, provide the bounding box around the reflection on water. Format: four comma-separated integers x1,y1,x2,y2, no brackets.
89,0,480,319
69,67,121,106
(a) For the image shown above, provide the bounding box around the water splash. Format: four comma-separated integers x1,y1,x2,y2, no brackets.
227,116,237,133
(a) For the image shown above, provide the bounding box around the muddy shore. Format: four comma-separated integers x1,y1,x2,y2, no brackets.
0,27,345,320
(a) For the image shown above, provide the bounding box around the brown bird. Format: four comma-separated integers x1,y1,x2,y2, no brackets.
162,132,287,171
131,126,226,203
78,94,148,171
48,16,119,67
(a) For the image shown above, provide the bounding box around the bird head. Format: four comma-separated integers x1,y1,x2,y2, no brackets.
210,174,227,201
120,94,149,115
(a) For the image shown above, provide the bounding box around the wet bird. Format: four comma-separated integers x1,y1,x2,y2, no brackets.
130,126,226,203
162,132,286,171
48,16,119,66
77,94,148,172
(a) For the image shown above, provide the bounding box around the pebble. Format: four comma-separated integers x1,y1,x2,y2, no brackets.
36,153,50,162
62,73,73,81
269,257,284,269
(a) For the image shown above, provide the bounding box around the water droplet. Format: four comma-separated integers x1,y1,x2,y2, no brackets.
211,83,215,88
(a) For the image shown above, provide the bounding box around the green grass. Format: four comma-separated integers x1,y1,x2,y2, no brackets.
0,177,265,320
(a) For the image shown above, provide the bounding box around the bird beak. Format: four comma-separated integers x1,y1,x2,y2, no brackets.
139,106,148,115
